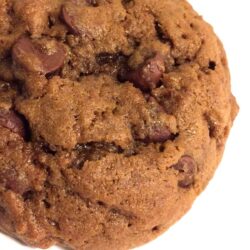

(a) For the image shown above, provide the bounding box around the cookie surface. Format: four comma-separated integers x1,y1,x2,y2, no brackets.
0,0,238,249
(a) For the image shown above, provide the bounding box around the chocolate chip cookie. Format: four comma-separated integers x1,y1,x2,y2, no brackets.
0,0,238,249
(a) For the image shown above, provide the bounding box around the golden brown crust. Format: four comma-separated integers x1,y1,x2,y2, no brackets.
0,0,238,249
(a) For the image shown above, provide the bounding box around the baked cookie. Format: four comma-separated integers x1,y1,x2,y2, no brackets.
0,0,238,249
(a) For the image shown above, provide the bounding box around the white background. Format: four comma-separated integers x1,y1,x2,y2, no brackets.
1,1,249,249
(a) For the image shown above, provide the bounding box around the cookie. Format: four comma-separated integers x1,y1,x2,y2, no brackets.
0,0,238,249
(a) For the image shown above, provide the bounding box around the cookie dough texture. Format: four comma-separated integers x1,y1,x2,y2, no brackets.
0,0,238,250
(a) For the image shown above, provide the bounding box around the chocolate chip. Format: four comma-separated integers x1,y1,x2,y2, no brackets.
86,0,98,6
151,225,160,232
61,6,80,35
97,201,106,207
122,0,134,6
22,190,35,201
133,125,172,144
0,109,26,138
12,37,66,75
72,142,124,169
43,200,52,209
147,126,172,143
172,156,197,188
118,66,130,82
208,60,216,70
119,53,165,91
42,49,65,75
0,169,30,195
132,97,173,143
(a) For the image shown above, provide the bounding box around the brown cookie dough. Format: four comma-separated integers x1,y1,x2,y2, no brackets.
0,0,238,250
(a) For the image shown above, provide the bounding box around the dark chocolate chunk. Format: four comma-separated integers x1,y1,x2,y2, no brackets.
12,37,65,75
0,169,30,195
119,53,165,91
0,109,26,138
61,6,80,35
172,156,197,188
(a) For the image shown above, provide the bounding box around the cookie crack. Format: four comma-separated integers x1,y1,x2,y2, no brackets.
154,20,174,48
